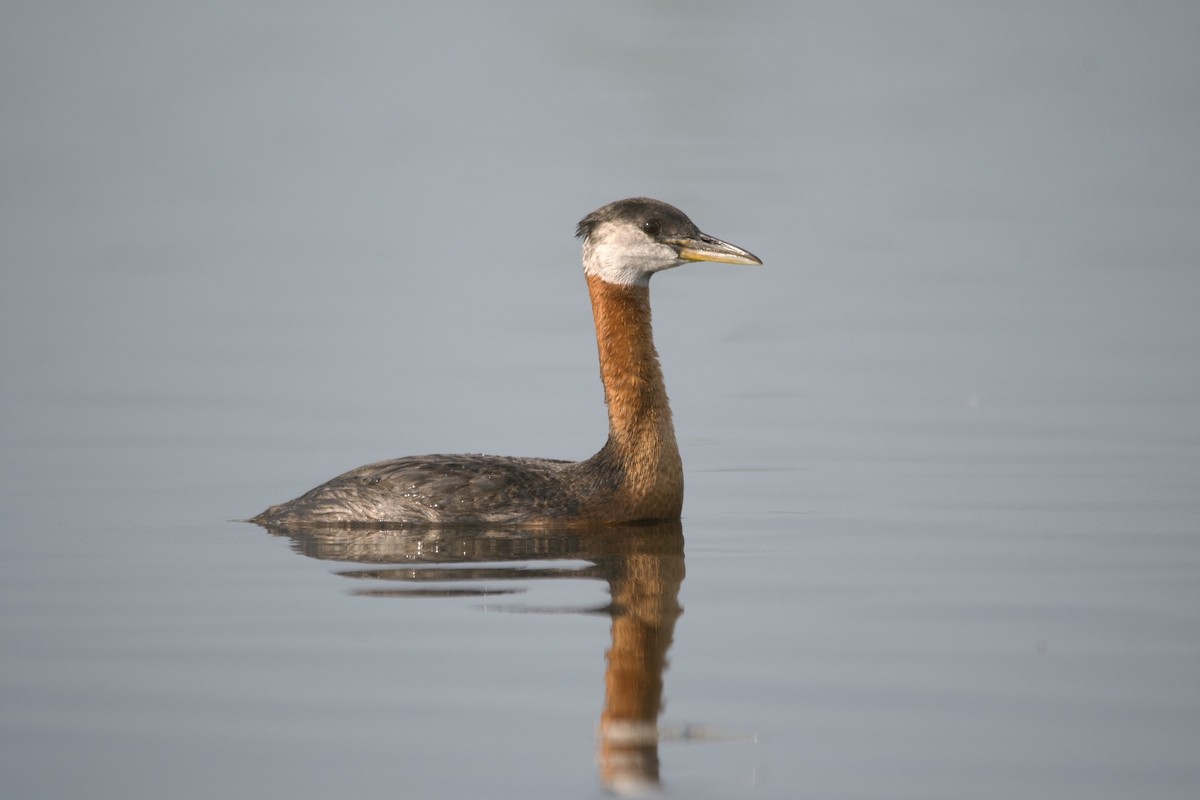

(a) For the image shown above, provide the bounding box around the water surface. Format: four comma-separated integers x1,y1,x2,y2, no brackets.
2,2,1199,798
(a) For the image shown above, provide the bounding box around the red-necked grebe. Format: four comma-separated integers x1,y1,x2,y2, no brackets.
252,197,761,528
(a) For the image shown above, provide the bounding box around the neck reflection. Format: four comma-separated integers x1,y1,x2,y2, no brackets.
258,521,685,794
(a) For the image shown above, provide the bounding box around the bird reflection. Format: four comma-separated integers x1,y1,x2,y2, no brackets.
256,520,685,794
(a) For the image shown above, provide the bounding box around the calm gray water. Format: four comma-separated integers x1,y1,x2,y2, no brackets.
3,2,1199,798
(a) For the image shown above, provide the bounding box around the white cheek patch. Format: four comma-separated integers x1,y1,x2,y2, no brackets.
582,224,684,286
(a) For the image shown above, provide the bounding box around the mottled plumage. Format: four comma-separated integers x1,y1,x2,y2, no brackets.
252,198,760,529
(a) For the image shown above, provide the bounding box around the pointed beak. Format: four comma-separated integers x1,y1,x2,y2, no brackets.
670,232,763,266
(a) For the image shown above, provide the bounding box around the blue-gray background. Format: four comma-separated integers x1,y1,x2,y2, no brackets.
3,2,1198,798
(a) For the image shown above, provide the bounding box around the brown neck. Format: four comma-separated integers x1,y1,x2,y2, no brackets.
582,275,683,520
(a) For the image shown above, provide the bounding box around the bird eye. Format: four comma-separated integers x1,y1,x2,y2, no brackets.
642,219,662,237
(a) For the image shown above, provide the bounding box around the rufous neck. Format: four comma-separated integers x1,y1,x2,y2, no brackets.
586,275,675,446
582,275,684,521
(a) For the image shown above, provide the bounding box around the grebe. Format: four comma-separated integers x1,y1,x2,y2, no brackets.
252,197,760,528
